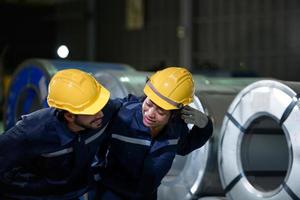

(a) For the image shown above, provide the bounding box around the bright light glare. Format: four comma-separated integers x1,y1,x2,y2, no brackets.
57,45,69,58
120,77,130,82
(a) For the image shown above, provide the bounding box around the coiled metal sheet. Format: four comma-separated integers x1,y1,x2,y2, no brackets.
219,80,300,200
3,58,135,130
5,59,265,199
158,77,260,199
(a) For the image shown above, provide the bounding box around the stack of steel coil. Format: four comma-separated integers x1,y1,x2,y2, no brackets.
7,59,300,200
3,58,136,130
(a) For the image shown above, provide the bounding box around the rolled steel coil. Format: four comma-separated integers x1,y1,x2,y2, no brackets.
158,77,260,199
219,80,300,200
3,58,135,130
5,59,263,199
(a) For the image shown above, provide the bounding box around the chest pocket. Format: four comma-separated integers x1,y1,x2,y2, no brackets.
109,134,150,176
39,147,74,180
38,125,107,181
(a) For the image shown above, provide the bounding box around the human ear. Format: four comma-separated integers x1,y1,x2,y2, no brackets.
64,112,75,122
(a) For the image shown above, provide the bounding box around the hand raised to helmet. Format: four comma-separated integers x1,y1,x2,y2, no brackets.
181,106,208,128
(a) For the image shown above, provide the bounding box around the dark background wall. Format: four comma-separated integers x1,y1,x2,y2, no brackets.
192,0,300,80
1,0,300,80
0,2,56,74
55,0,87,60
96,0,180,71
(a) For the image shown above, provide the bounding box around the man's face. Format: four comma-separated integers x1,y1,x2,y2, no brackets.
142,97,171,129
74,110,104,130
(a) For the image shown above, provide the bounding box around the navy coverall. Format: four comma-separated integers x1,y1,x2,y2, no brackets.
0,99,121,200
94,95,213,200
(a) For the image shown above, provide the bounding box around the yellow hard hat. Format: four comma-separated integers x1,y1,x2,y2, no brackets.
47,69,110,115
143,67,194,110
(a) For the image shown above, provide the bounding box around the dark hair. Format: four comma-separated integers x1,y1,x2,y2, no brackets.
142,94,182,122
56,109,68,122
169,109,182,122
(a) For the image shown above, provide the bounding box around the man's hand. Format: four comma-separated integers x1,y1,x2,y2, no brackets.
181,106,208,128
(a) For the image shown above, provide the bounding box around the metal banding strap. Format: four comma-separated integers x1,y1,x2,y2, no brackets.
222,113,244,194
41,147,73,157
85,123,109,144
279,93,300,127
226,112,246,133
224,174,243,194
112,134,151,146
283,182,300,200
147,81,183,108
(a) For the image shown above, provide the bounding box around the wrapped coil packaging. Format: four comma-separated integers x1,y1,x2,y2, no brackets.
218,80,300,200
3,58,135,130
158,77,259,200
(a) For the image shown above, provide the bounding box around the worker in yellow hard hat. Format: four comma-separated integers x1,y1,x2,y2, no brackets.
0,69,122,200
93,67,213,200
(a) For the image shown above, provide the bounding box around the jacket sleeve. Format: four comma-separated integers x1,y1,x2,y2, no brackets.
0,125,28,175
134,152,175,199
176,117,213,156
91,131,111,183
113,94,141,104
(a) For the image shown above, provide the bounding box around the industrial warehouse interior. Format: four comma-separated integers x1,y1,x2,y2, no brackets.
0,0,300,200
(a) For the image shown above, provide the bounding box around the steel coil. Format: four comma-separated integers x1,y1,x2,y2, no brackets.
219,80,300,200
3,58,135,130
158,77,260,199
5,59,266,199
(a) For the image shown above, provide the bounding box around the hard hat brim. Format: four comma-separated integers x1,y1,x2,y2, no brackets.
143,84,178,110
75,84,110,115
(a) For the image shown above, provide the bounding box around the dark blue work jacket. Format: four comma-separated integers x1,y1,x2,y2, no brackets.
96,95,213,199
0,99,121,200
